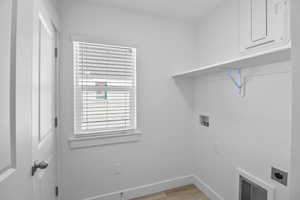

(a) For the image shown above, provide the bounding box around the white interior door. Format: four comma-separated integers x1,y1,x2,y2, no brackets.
0,0,34,199
32,10,58,200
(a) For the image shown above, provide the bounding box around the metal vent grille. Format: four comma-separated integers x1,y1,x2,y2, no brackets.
240,176,267,200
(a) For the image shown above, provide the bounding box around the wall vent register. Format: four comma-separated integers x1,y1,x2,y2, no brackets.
240,176,268,200
73,41,137,135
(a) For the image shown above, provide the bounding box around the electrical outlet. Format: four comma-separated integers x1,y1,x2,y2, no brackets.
113,163,121,175
213,142,225,156
213,142,221,155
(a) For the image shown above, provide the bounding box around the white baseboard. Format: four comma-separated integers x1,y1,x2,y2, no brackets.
192,175,224,200
84,175,194,200
83,175,224,200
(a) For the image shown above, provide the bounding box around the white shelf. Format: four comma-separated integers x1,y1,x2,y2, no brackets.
172,44,291,79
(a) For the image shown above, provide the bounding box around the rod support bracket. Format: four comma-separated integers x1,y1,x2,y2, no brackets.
225,69,245,97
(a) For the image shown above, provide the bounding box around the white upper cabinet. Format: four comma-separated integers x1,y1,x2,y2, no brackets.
240,0,290,54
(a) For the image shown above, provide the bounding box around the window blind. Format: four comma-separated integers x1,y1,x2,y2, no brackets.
73,41,136,135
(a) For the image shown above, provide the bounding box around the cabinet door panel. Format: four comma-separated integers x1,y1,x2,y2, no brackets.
251,0,268,42
240,0,290,54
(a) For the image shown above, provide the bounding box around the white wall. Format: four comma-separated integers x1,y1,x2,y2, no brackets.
196,0,240,65
194,0,291,200
290,0,300,199
58,1,197,199
58,1,293,200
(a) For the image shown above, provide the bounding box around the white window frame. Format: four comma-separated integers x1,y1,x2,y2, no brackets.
73,40,137,137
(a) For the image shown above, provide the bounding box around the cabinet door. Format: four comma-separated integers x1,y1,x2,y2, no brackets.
240,0,289,53
251,0,268,42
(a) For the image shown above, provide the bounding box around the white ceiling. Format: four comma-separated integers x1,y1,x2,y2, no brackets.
86,0,224,22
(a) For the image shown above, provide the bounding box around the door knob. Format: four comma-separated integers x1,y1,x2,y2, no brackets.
32,161,48,176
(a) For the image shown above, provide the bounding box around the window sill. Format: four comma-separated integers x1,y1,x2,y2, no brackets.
68,129,142,149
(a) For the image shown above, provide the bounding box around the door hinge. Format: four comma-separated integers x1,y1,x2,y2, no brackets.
55,186,59,197
54,117,58,128
54,47,58,58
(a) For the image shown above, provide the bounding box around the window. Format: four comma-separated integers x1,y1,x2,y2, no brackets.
73,41,136,135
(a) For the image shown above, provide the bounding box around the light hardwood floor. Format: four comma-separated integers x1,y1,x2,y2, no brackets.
131,185,209,200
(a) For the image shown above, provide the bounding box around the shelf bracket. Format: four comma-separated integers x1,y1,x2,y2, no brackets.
226,69,245,97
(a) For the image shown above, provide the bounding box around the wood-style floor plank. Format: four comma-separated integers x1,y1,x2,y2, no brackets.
130,185,209,200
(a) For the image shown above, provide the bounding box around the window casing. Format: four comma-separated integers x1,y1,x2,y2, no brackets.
73,41,136,135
